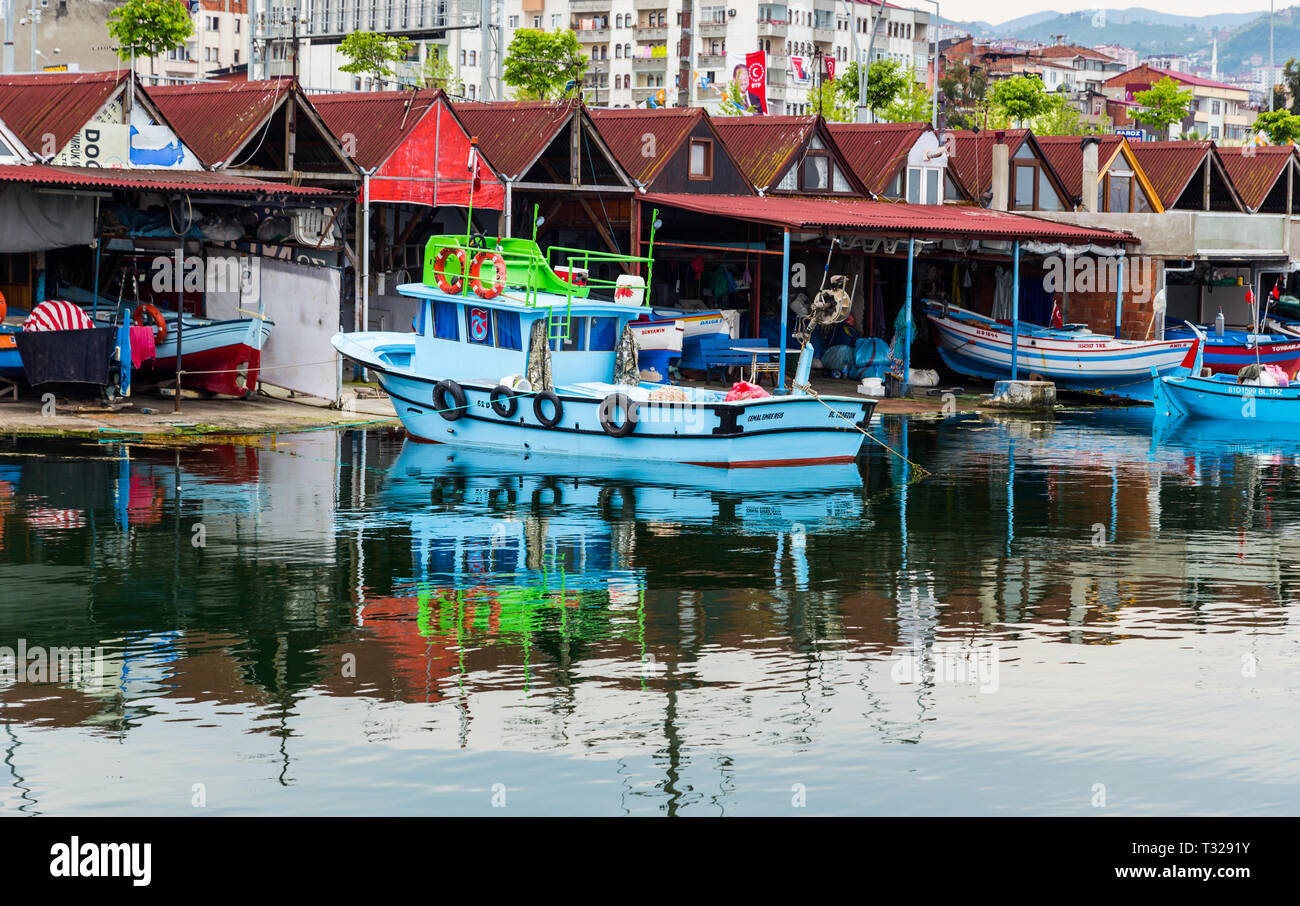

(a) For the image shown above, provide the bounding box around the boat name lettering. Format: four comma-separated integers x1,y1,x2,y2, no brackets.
747,411,785,422
829,409,857,420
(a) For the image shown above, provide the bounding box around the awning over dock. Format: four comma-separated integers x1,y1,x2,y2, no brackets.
639,192,1138,246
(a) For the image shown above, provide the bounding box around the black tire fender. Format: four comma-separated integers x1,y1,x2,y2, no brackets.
533,390,563,428
598,392,638,437
432,379,467,421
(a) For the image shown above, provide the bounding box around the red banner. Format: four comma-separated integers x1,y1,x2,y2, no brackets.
824,57,836,82
745,50,768,115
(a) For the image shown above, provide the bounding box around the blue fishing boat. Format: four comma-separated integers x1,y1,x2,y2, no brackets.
331,233,874,468
1152,328,1300,423
925,300,1200,401
1163,324,1300,377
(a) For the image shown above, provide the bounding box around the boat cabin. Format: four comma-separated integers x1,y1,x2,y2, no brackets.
396,234,650,386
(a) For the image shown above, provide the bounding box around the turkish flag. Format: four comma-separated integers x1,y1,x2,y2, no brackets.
825,57,836,82
745,51,768,115
1050,300,1063,328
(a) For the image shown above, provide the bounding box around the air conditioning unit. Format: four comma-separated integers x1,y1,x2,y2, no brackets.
728,9,736,17
290,206,339,248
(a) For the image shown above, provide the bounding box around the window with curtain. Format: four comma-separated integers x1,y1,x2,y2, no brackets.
494,310,522,350
432,301,459,340
589,317,618,351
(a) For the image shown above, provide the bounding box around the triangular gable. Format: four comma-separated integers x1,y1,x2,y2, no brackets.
0,71,126,159
373,95,505,209
827,121,932,197
1130,141,1245,211
1219,145,1296,214
0,116,32,163
148,80,359,183
589,107,755,194
49,74,203,170
515,105,633,191
769,119,865,196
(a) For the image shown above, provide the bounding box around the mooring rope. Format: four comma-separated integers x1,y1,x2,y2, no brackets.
794,382,932,480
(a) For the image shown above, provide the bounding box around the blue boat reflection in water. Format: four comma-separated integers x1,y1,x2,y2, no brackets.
4,418,1300,815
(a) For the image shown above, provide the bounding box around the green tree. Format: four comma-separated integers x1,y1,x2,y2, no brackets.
989,75,1049,127
1282,58,1300,115
1254,109,1300,144
1031,92,1084,136
1130,76,1193,137
713,80,755,116
421,47,460,93
339,31,415,86
503,29,587,100
863,59,908,120
106,0,193,75
938,62,988,130
880,71,931,123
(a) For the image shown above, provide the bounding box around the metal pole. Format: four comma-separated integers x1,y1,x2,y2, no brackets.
1270,0,1275,111
929,1,939,129
29,0,35,72
903,236,914,394
1115,254,1124,339
779,228,790,390
1010,239,1020,380
3,0,13,73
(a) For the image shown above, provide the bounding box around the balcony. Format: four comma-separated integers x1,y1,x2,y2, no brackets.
698,22,728,38
589,59,610,73
632,55,668,71
573,27,610,42
634,0,668,9
572,0,611,12
633,86,668,104
757,20,787,37
813,28,834,44
697,53,726,69
635,24,667,40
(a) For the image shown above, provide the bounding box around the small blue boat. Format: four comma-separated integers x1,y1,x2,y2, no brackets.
332,233,874,468
0,325,21,380
1153,330,1300,423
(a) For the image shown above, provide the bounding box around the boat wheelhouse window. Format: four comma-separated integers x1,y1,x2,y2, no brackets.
551,317,586,351
432,300,459,340
589,316,618,350
494,310,522,350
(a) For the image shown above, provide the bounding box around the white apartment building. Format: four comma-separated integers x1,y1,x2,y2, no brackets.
254,1,932,115
149,0,249,83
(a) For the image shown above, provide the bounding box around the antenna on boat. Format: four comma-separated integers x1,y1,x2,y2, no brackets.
532,203,542,244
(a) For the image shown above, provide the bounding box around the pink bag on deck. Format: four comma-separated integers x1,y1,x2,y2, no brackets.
724,380,770,401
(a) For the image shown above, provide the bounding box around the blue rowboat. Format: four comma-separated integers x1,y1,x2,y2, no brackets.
332,234,874,469
1153,370,1300,423
924,300,1199,402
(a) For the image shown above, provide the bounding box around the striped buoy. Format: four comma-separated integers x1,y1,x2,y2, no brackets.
23,299,94,332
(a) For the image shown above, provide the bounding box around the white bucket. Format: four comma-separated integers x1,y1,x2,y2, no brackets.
500,374,531,392
613,274,646,306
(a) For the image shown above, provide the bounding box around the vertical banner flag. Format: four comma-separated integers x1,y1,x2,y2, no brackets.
791,56,807,82
745,50,768,115
824,57,836,82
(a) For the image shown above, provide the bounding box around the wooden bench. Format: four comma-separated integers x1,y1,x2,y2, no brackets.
697,337,782,385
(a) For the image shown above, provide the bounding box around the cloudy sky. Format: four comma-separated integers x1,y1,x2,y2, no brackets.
940,2,1269,23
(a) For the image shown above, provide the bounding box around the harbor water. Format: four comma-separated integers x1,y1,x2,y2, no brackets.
1,411,1297,816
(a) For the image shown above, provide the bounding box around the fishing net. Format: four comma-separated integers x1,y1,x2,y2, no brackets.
886,302,913,380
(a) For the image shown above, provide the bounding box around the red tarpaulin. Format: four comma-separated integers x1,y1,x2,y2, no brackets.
369,100,505,210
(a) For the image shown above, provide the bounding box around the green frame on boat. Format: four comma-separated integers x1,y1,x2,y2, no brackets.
421,217,657,309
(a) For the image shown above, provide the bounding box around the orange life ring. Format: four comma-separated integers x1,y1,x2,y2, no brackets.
433,247,467,294
133,303,168,344
469,251,506,300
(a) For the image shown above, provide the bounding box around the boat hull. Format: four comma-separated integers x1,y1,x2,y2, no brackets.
338,333,873,468
0,332,20,379
1154,372,1300,423
926,301,1197,401
140,318,272,397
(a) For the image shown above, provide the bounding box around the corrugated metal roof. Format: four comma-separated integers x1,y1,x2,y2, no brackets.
0,70,127,154
1105,64,1243,92
711,116,817,190
313,89,443,170
1035,135,1124,197
1127,140,1214,208
1218,146,1293,212
589,107,702,185
453,99,579,179
147,80,292,166
641,192,1135,243
0,162,333,195
827,122,930,195
945,129,1029,200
